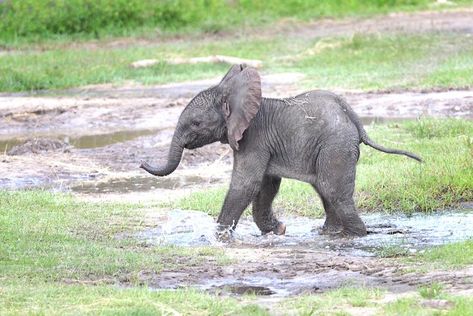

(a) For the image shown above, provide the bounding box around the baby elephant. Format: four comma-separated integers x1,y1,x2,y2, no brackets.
141,64,421,237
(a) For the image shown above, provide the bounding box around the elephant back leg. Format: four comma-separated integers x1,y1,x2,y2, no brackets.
252,175,286,235
313,144,367,236
311,186,343,235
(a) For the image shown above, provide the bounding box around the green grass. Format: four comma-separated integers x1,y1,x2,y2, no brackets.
414,239,473,268
0,284,268,315
421,47,473,89
292,33,473,90
0,190,265,314
1,0,465,45
0,191,227,282
376,244,411,258
286,286,473,316
287,286,384,315
384,295,473,316
418,282,444,299
2,32,473,92
172,119,473,216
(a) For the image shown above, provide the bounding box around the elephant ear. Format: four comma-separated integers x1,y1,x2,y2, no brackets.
219,64,245,83
220,65,262,151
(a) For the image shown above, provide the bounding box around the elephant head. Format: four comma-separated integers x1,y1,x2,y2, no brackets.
140,64,262,176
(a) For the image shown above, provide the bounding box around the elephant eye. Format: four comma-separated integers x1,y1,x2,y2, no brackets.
192,120,200,127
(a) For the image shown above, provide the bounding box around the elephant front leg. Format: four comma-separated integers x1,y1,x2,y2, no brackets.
252,175,286,235
216,180,261,240
216,152,269,239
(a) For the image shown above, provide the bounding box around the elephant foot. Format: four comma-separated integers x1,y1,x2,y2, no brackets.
341,226,367,237
274,222,286,235
318,223,366,237
215,224,235,242
317,224,343,235
261,222,286,236
335,222,367,237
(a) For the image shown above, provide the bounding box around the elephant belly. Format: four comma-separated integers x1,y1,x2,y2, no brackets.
266,160,317,184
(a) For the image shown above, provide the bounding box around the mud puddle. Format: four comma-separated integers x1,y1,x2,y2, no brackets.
0,128,159,153
71,175,222,194
130,208,473,255
0,116,404,154
128,207,473,297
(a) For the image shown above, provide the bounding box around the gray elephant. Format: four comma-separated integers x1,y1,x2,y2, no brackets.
141,65,421,237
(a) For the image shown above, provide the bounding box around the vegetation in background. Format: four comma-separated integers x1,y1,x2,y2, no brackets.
1,32,473,92
172,119,473,216
0,0,460,43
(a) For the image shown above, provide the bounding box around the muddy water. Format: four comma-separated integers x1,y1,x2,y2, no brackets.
132,207,473,255
0,115,406,156
71,175,221,194
0,128,159,153
128,207,473,297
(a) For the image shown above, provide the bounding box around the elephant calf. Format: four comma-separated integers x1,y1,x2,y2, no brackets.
141,64,421,237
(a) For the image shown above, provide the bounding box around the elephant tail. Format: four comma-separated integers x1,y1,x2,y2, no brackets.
336,96,422,162
360,134,422,162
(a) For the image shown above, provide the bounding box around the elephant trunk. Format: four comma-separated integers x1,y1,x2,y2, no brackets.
140,132,184,177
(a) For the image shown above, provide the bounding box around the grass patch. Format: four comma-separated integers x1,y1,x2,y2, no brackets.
0,190,253,314
0,283,267,315
413,239,473,268
172,119,473,216
2,32,473,92
356,118,473,214
421,47,473,89
287,287,473,315
0,190,226,283
376,244,411,258
418,282,444,299
287,286,384,314
384,295,473,315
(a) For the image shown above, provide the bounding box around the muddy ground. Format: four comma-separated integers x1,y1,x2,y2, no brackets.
1,75,472,201
1,9,473,312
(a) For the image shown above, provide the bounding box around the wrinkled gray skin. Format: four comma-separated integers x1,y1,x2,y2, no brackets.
141,65,421,237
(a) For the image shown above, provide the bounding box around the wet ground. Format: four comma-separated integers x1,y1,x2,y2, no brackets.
1,75,472,198
123,206,473,298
